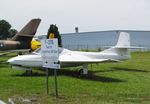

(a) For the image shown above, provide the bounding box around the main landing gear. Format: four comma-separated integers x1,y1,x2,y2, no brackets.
78,64,88,76
18,52,23,55
25,70,33,75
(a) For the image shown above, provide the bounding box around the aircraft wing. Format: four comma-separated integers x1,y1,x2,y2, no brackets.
0,49,30,56
0,52,10,56
59,53,120,64
8,49,30,52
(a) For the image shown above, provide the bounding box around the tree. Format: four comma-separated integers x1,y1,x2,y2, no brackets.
9,29,18,38
0,19,18,39
0,19,11,39
46,24,62,47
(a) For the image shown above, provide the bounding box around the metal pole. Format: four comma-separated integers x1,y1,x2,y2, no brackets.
54,69,58,98
46,68,49,95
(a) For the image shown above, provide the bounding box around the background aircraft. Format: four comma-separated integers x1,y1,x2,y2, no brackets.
0,18,41,55
8,32,132,75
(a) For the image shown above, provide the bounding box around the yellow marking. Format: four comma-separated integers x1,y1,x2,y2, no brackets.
49,33,55,39
31,33,56,51
31,40,41,51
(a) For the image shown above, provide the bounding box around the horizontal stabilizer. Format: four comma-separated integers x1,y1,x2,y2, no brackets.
114,46,145,49
17,34,35,37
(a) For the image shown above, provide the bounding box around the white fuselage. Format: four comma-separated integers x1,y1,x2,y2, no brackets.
8,47,130,68
7,32,131,70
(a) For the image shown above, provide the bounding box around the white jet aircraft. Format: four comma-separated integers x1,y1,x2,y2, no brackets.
8,32,132,75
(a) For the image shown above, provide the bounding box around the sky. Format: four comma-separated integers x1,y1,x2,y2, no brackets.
0,0,150,34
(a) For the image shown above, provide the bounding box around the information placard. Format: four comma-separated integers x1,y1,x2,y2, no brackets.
41,39,60,69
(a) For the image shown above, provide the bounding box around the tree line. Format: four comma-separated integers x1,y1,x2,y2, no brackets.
0,19,17,39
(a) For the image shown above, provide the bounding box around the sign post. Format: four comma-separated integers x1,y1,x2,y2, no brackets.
46,68,49,95
41,39,60,97
54,68,58,98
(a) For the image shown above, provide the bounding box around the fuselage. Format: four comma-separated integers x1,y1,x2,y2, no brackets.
8,48,130,68
7,31,132,72
0,40,30,51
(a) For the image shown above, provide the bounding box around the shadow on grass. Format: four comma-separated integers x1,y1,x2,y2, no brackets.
0,61,7,63
111,67,149,72
13,69,126,83
85,67,150,74
59,69,126,83
0,62,9,67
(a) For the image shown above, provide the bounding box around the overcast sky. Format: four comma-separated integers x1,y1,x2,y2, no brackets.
0,0,150,34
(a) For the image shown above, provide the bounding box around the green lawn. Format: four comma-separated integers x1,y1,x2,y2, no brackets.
0,52,150,104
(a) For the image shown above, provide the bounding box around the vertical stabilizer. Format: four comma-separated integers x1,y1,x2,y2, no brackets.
101,32,131,60
116,32,130,48
12,18,41,41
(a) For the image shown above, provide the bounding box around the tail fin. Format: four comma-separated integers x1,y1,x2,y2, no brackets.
12,18,41,41
115,32,130,48
102,32,131,60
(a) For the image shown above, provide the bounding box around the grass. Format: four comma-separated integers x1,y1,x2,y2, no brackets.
0,52,150,104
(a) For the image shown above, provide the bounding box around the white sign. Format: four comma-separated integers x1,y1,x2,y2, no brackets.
41,39,60,69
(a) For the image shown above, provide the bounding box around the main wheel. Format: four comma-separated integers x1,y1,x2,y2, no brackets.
18,52,23,55
78,69,83,76
25,70,33,75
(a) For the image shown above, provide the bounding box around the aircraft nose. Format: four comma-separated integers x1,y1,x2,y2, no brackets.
7,58,15,64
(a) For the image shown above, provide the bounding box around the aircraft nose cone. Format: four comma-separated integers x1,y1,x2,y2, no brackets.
7,58,15,64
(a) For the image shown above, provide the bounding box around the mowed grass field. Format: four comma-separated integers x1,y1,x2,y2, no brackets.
0,52,150,104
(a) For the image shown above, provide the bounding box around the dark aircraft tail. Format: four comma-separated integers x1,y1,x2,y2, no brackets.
12,18,41,42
